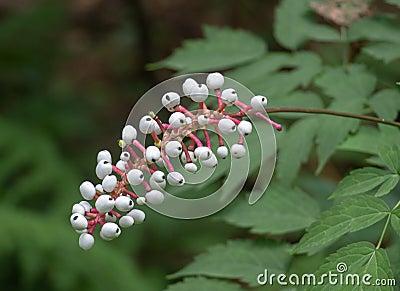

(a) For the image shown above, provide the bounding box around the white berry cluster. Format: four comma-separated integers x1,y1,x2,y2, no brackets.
70,72,281,250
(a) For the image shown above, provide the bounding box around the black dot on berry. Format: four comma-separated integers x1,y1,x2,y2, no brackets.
261,98,265,102
179,180,183,184
109,197,113,201
232,126,235,130
73,216,78,221
152,159,156,162
146,117,151,121
129,201,133,205
116,228,120,233
232,91,236,94
140,174,144,179
166,95,170,101
162,175,165,180
198,84,202,88
178,147,182,151
180,119,185,123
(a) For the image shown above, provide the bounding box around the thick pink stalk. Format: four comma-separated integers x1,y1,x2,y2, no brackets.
176,105,196,119
188,133,203,147
255,112,282,131
133,140,146,153
142,180,152,192
234,100,250,111
203,129,211,149
122,188,138,199
215,89,222,107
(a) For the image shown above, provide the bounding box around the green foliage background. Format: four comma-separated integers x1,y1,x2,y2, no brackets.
1,0,400,290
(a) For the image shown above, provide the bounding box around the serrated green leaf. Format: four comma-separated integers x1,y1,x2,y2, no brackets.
375,175,399,197
349,15,400,43
363,42,400,63
316,99,364,173
390,208,400,237
338,126,380,155
369,89,400,120
148,26,266,73
378,145,400,174
277,117,319,184
227,51,322,98
330,167,396,199
165,277,244,291
168,240,291,287
295,195,389,254
274,0,339,50
220,184,320,234
307,242,394,291
315,65,376,99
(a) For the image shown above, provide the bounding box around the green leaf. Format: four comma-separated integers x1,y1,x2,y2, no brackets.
268,91,324,119
338,126,381,155
385,0,400,7
277,117,319,184
375,175,399,197
314,65,376,100
349,15,400,43
227,51,322,98
274,0,339,50
316,99,364,173
307,242,394,291
390,208,400,237
294,195,389,254
220,184,320,234
148,26,266,73
168,240,291,287
378,145,400,174
363,42,400,63
330,167,397,199
369,89,400,120
166,277,244,291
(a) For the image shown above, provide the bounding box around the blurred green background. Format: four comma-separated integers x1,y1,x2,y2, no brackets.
0,1,277,290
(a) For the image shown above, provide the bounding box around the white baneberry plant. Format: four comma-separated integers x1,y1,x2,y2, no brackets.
70,72,282,250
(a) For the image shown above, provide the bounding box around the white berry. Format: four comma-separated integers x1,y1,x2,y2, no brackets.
95,160,112,180
149,171,166,190
221,88,238,106
162,92,180,111
181,151,196,163
95,184,104,193
115,195,134,211
72,203,85,215
102,175,117,192
79,201,92,212
79,233,95,250
116,160,127,171
194,146,212,160
165,141,182,158
145,146,161,163
231,144,246,159
200,153,218,168
105,212,117,222
95,194,115,213
250,95,268,112
218,118,236,134
237,120,252,136
152,120,162,135
217,146,229,159
97,150,112,163
185,162,198,173
169,112,186,128
167,171,185,186
101,222,121,239
182,78,198,96
120,151,130,162
127,169,144,186
190,84,209,102
70,213,88,230
136,197,146,205
206,72,224,90
127,209,145,224
197,115,209,126
122,125,137,145
139,115,155,134
119,215,135,228
79,181,96,200
145,190,165,204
